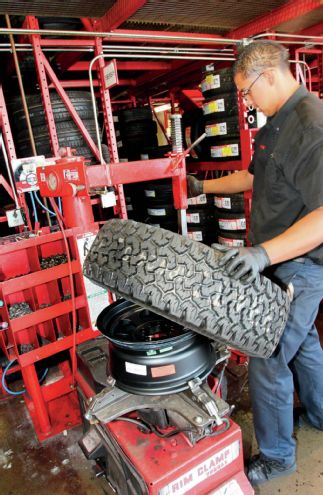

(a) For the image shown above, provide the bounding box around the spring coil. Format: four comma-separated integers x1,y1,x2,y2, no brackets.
170,114,183,153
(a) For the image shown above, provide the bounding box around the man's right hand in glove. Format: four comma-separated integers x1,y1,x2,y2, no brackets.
186,175,203,198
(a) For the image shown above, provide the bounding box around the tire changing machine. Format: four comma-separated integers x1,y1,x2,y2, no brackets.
32,149,254,495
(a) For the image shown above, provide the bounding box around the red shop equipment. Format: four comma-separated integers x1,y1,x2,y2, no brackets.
0,225,100,440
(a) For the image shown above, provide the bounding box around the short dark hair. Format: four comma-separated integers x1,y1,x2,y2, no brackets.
233,41,290,78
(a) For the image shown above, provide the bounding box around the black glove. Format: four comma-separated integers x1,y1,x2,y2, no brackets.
186,175,203,198
218,245,271,283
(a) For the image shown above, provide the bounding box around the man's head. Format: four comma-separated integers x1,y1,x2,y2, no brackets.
233,41,298,116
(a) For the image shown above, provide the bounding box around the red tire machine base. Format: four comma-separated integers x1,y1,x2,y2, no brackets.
83,417,251,495
76,337,253,495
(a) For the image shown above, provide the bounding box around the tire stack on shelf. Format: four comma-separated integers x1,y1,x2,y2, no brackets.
143,179,178,233
116,106,159,161
214,193,247,247
122,144,172,224
201,65,241,162
186,193,217,245
10,91,104,164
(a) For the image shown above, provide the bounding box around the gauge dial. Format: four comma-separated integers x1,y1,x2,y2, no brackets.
47,172,58,191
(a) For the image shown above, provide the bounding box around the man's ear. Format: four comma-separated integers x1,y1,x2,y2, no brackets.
263,68,275,86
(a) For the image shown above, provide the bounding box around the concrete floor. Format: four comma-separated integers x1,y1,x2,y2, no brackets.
228,363,323,495
0,365,322,495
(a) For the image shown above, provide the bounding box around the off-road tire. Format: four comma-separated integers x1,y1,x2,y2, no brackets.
83,219,290,358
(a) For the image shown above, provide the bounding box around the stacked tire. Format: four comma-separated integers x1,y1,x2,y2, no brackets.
186,193,217,245
143,179,178,233
214,193,247,247
10,91,102,164
117,107,159,161
201,66,241,162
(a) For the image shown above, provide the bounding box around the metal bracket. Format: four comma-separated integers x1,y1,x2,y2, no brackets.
85,381,230,443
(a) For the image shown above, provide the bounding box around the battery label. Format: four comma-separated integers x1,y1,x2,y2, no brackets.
159,440,240,495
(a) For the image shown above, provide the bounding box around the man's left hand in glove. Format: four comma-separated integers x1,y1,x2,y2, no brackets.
218,245,271,284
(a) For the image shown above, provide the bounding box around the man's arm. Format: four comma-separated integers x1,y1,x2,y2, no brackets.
203,169,254,194
262,206,323,264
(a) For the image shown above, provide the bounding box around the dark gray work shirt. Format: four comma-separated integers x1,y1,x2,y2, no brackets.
248,85,323,264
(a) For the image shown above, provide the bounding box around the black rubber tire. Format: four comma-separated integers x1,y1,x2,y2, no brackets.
121,134,159,149
119,107,153,124
101,144,110,163
202,93,238,118
146,217,178,233
187,225,208,243
122,120,157,137
214,193,245,213
17,133,98,159
10,91,95,130
10,90,93,112
83,219,290,358
16,120,97,142
201,68,235,98
205,115,240,139
218,230,247,247
186,208,215,226
141,145,171,158
208,136,241,161
144,180,173,202
216,211,246,232
146,203,176,218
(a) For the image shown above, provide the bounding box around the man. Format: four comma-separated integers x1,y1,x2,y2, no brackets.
187,40,323,486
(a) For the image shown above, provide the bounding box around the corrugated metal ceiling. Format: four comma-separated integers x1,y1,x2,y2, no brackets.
0,0,320,35
123,0,287,34
0,0,115,18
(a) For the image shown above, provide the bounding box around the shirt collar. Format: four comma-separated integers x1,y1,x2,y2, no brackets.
267,85,308,128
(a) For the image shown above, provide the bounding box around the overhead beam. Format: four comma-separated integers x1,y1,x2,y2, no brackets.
48,79,136,88
67,61,172,71
106,29,224,45
298,20,323,36
94,0,148,32
230,0,323,39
